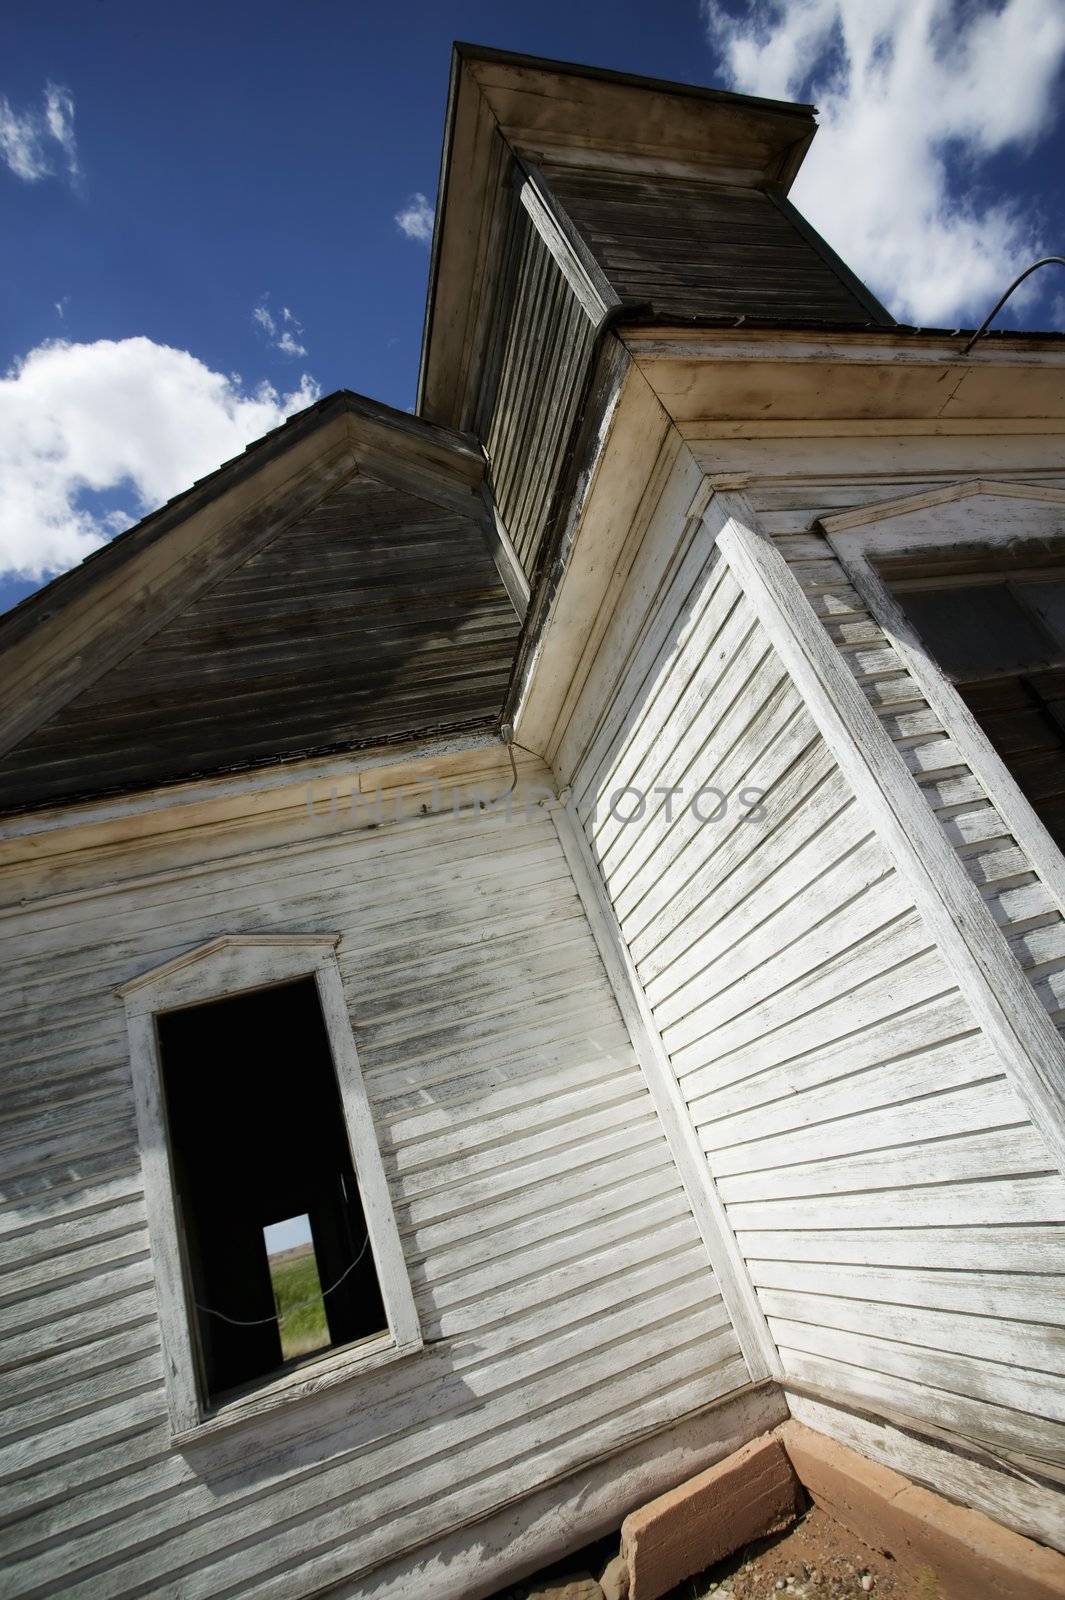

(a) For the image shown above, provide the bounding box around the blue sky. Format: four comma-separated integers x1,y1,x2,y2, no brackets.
264,1213,314,1258
2,0,1063,615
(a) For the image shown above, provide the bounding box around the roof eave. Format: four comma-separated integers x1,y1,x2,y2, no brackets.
0,389,486,657
416,41,821,429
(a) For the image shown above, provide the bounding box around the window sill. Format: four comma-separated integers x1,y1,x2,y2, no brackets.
171,1330,424,1445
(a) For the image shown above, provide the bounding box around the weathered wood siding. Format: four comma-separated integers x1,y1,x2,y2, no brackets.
478,200,598,585
0,473,520,814
0,770,746,1598
728,436,1065,1042
542,168,888,326
554,449,1065,1466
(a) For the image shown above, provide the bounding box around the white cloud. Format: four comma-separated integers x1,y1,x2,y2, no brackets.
703,0,1065,326
0,337,320,581
394,192,434,243
277,329,307,356
253,297,308,356
0,81,79,184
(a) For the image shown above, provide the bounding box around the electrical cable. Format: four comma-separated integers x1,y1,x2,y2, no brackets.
962,256,1065,354
195,1232,371,1329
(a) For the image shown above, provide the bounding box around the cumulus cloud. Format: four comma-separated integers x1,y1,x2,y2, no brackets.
253,297,308,357
703,0,1065,326
394,192,434,243
0,337,320,581
0,81,78,184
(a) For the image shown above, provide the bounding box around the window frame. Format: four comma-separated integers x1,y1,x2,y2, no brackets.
820,479,1065,922
118,933,421,1441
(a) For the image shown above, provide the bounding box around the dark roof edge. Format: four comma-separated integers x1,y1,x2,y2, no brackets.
451,40,817,120
765,189,894,327
619,315,1065,342
0,389,484,654
0,713,503,821
416,46,465,416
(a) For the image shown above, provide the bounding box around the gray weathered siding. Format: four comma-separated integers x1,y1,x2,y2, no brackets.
731,436,1065,1038
0,778,746,1597
554,448,1065,1467
542,167,888,326
0,473,519,814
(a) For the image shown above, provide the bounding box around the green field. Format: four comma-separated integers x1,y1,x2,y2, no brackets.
269,1245,330,1360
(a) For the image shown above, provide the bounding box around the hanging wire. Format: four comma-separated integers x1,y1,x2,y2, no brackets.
195,1233,371,1329
501,730,519,799
483,723,523,811
961,256,1065,354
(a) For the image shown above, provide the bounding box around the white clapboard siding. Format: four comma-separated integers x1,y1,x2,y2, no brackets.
748,461,1065,1032
556,447,1065,1465
0,788,746,1598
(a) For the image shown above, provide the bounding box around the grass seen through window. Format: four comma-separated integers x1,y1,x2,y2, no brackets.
264,1214,330,1362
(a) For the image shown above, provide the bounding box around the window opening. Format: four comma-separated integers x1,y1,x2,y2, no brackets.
888,568,1065,849
157,976,388,1405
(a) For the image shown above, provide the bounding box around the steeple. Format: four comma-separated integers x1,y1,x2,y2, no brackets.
419,44,892,431
417,46,893,597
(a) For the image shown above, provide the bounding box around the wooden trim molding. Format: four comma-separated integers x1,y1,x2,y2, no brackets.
705,488,1065,1178
547,796,782,1383
119,934,422,1439
517,165,621,328
820,481,1065,923
820,476,1065,534
481,489,531,619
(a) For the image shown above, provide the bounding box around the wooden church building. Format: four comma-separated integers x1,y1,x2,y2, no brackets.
1,43,1064,1600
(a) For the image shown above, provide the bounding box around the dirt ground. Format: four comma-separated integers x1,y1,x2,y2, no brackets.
491,1502,945,1600
668,1505,940,1600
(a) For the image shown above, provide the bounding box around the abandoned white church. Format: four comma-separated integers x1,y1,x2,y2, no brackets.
1,43,1064,1600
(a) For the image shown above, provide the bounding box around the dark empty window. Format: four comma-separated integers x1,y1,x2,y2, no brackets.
888,571,1065,850
157,978,387,1406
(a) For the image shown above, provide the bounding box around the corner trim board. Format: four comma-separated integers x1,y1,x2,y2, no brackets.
707,489,1065,1178
482,490,531,618
825,543,1065,928
817,479,1065,926
762,187,894,327
518,166,621,327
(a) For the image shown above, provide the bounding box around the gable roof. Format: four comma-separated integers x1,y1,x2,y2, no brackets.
0,390,484,655
0,391,519,815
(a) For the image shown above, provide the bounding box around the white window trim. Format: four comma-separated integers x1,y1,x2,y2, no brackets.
117,932,422,1441
820,479,1065,924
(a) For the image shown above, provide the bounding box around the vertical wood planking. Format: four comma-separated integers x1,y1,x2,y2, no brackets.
479,202,598,585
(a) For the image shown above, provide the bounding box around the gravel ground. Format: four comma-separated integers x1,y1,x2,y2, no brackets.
665,1505,940,1600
